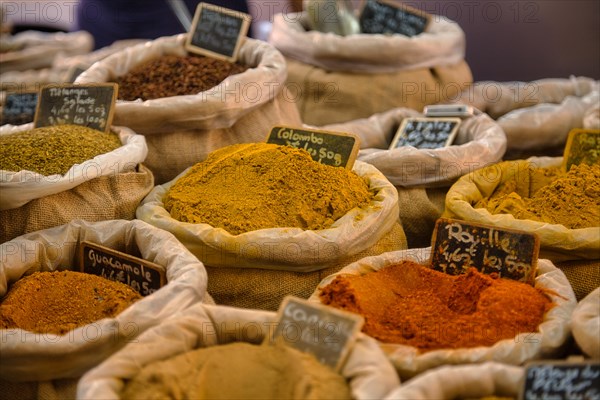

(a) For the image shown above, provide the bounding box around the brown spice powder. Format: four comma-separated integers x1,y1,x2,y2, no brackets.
115,54,248,101
0,270,142,335
164,143,373,235
320,261,553,352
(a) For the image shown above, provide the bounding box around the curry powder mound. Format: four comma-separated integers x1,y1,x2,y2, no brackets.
0,124,122,176
320,260,553,352
0,270,142,335
164,143,373,235
477,163,600,229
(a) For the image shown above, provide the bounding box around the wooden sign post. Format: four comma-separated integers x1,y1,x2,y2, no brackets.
267,296,364,372
266,125,360,169
562,128,600,172
389,117,461,149
185,2,251,62
79,241,166,297
359,0,431,36
1,91,38,125
34,83,117,133
430,218,540,285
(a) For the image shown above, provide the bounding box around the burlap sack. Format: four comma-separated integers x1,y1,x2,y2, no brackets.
268,12,471,125
385,363,524,399
76,303,400,400
443,157,600,261
207,222,406,311
450,77,598,120
318,108,505,247
0,30,93,72
324,108,506,187
137,159,398,272
554,259,600,302
0,164,153,243
1,123,148,210
77,34,302,184
0,219,208,381
309,248,576,379
572,287,600,359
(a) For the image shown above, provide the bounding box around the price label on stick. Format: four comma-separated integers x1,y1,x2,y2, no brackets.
1,91,38,125
267,296,364,372
389,117,461,150
520,360,600,400
359,0,431,36
185,2,251,62
79,241,166,297
34,83,117,133
562,128,600,172
430,218,539,285
266,125,360,169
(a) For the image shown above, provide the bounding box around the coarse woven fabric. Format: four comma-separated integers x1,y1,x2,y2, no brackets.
286,58,472,126
554,259,600,302
0,164,153,243
396,187,447,249
0,379,77,400
206,222,407,311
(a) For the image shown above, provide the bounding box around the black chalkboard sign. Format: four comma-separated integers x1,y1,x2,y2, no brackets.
359,0,431,36
185,2,251,62
34,83,117,133
562,128,600,172
267,296,364,371
79,241,166,297
266,125,360,169
430,218,539,285
520,361,600,400
1,91,38,125
390,117,461,149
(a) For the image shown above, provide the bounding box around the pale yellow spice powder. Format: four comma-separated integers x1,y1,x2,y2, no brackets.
164,143,373,235
121,342,352,400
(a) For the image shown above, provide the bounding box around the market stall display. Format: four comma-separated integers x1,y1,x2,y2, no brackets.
0,219,208,381
268,11,472,125
137,142,403,310
76,303,400,400
76,34,302,184
309,247,576,379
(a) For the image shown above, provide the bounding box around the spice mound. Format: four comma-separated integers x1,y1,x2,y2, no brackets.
121,342,351,400
476,163,600,229
115,54,249,100
0,270,142,335
0,124,122,176
320,261,553,352
164,143,373,235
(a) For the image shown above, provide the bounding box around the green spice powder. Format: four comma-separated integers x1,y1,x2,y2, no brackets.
0,124,122,176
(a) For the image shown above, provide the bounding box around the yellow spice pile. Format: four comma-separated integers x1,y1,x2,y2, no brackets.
164,143,373,235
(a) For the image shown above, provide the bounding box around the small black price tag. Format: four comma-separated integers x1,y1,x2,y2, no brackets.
520,360,600,400
34,83,117,133
430,218,539,285
562,128,600,172
267,296,364,372
79,241,166,297
359,0,431,36
266,125,360,169
390,117,461,150
185,2,251,62
1,91,38,125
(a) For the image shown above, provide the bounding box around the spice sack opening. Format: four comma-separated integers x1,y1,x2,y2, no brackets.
0,219,207,381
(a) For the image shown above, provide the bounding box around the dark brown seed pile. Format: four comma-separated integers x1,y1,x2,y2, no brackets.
115,55,249,100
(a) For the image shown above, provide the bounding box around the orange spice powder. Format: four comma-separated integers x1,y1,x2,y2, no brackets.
319,260,553,352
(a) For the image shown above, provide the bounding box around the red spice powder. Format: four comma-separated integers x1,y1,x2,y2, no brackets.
319,260,554,352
